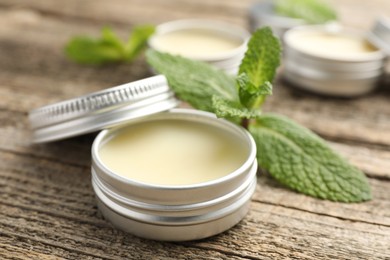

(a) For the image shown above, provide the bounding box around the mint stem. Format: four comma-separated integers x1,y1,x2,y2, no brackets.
241,118,249,129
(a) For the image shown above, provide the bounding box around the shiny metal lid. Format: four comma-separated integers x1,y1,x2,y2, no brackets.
29,75,179,143
368,17,390,56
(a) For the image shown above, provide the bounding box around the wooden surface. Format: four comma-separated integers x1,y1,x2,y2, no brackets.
0,0,389,259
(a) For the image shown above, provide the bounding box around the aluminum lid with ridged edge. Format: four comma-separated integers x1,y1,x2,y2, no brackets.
29,75,179,143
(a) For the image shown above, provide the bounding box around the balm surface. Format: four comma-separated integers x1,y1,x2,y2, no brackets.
290,31,377,58
99,120,248,186
152,29,242,58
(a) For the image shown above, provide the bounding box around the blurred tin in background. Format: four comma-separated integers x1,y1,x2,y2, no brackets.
283,24,388,96
148,19,250,74
249,0,305,38
249,1,389,97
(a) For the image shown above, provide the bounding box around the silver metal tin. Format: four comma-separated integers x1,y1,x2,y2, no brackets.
91,108,257,241
283,25,386,96
28,75,178,143
368,17,390,56
249,0,305,37
148,19,250,74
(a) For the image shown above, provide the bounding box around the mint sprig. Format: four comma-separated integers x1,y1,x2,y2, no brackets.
65,25,155,65
147,27,371,202
275,0,337,24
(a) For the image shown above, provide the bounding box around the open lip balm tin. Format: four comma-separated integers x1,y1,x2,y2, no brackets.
148,19,250,74
28,75,258,241
283,24,388,96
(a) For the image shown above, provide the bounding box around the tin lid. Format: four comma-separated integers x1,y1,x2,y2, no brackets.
368,17,390,56
29,75,179,143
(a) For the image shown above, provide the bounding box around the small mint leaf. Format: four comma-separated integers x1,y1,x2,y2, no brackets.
257,81,273,96
238,27,281,94
65,25,154,65
101,27,126,54
146,50,239,112
249,113,371,202
237,73,273,109
64,36,123,65
275,0,337,24
125,25,155,61
212,95,261,120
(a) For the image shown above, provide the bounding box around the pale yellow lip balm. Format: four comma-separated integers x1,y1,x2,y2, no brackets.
98,119,248,186
151,28,243,59
288,30,378,59
148,19,250,74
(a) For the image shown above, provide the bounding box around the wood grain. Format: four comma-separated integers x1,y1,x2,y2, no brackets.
0,0,389,259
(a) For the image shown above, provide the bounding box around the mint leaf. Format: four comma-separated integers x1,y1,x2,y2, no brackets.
249,113,371,202
102,27,126,54
238,27,281,108
237,73,272,109
212,95,261,120
146,50,238,112
65,33,123,65
125,25,155,61
65,25,154,65
275,0,337,24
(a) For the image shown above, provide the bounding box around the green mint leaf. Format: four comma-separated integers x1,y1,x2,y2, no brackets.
238,27,281,108
212,95,262,120
65,35,123,65
239,27,281,88
101,27,126,54
275,0,337,24
146,50,238,112
65,26,154,65
237,73,272,109
125,25,155,61
249,113,371,202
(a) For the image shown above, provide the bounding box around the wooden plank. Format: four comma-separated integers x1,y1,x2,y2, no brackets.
1,184,389,259
0,0,249,27
0,242,62,260
1,0,390,30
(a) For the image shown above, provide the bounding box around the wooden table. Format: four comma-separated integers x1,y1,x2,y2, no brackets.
0,0,389,259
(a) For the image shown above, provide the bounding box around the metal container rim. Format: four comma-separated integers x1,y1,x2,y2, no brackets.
148,19,250,62
92,108,257,191
284,24,386,62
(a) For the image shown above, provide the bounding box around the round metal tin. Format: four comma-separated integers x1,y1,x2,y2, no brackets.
91,108,257,241
368,17,390,56
283,25,386,96
28,75,178,143
148,19,249,74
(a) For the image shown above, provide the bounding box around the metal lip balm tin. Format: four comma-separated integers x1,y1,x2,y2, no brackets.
283,25,387,97
368,17,390,57
148,19,250,74
29,75,258,241
91,108,258,241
